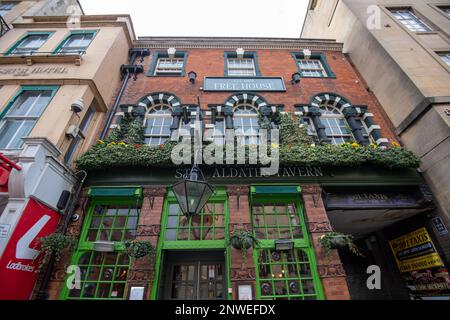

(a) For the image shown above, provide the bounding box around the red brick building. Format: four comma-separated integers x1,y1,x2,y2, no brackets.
41,37,446,300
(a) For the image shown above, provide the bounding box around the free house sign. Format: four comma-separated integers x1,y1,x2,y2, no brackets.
203,77,286,92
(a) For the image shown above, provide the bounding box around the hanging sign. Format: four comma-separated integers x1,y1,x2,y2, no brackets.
389,228,450,299
203,77,286,92
0,198,61,300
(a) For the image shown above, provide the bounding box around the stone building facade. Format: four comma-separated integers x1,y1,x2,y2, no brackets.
302,0,450,266
0,12,135,299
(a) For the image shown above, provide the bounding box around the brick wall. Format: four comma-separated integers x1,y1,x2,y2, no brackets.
105,48,398,143
126,186,166,300
227,185,257,299
301,185,350,300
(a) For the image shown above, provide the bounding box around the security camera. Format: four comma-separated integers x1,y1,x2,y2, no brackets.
71,98,84,113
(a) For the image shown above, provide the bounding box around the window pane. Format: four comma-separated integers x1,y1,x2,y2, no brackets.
256,249,319,300
0,119,35,149
252,203,304,240
390,9,432,32
11,34,49,55
67,252,131,300
438,52,450,67
85,205,140,242
59,33,94,53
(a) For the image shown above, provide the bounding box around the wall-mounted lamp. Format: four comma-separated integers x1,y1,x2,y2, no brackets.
188,71,197,84
290,72,301,85
236,47,245,58
167,47,176,58
275,239,294,251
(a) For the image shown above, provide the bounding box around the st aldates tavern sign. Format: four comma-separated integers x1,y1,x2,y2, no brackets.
0,66,68,77
176,166,324,179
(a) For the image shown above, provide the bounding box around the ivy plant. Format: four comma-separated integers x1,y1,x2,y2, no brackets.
76,113,421,171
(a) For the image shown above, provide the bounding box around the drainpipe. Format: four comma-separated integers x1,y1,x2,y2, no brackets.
36,170,87,300
100,48,149,139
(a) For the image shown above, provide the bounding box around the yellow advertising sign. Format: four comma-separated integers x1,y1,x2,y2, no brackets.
389,227,444,273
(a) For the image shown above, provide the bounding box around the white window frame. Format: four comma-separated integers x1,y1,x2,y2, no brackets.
154,57,185,75
144,104,173,147
227,58,256,76
389,8,433,32
319,105,372,145
319,105,353,145
233,104,259,145
205,117,226,145
297,59,327,77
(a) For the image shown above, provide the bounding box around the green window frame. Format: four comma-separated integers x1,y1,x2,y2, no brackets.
291,52,336,78
250,185,324,300
0,85,58,149
53,30,98,55
62,251,131,300
147,51,189,76
224,51,261,76
151,187,232,299
61,187,142,300
5,31,54,56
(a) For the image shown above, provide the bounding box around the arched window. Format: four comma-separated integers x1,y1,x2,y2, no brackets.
233,103,259,145
224,93,267,145
319,104,352,145
144,104,172,146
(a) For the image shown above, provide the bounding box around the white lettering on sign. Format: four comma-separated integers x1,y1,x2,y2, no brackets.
16,215,50,260
6,260,35,273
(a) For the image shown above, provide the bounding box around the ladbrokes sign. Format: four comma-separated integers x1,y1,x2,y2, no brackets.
0,199,60,300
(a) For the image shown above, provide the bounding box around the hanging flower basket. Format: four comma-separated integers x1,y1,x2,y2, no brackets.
228,230,260,269
35,232,77,270
123,240,155,259
319,232,363,257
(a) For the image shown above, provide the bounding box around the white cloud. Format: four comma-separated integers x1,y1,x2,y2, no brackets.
79,0,309,38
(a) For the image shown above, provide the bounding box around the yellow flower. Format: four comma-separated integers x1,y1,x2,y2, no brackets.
271,143,279,149
98,140,105,144
118,142,126,146
369,143,377,149
391,141,400,147
351,142,360,148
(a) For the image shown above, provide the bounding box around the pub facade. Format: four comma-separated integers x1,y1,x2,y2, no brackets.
45,37,449,300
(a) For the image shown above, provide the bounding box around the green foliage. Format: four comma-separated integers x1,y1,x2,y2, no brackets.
104,117,144,145
76,113,421,171
276,112,314,145
123,239,155,259
318,232,363,257
36,232,77,270
280,143,420,169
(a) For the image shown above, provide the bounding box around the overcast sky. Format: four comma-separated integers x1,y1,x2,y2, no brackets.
79,0,309,38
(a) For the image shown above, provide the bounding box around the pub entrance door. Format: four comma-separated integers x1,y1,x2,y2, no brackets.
160,250,226,300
